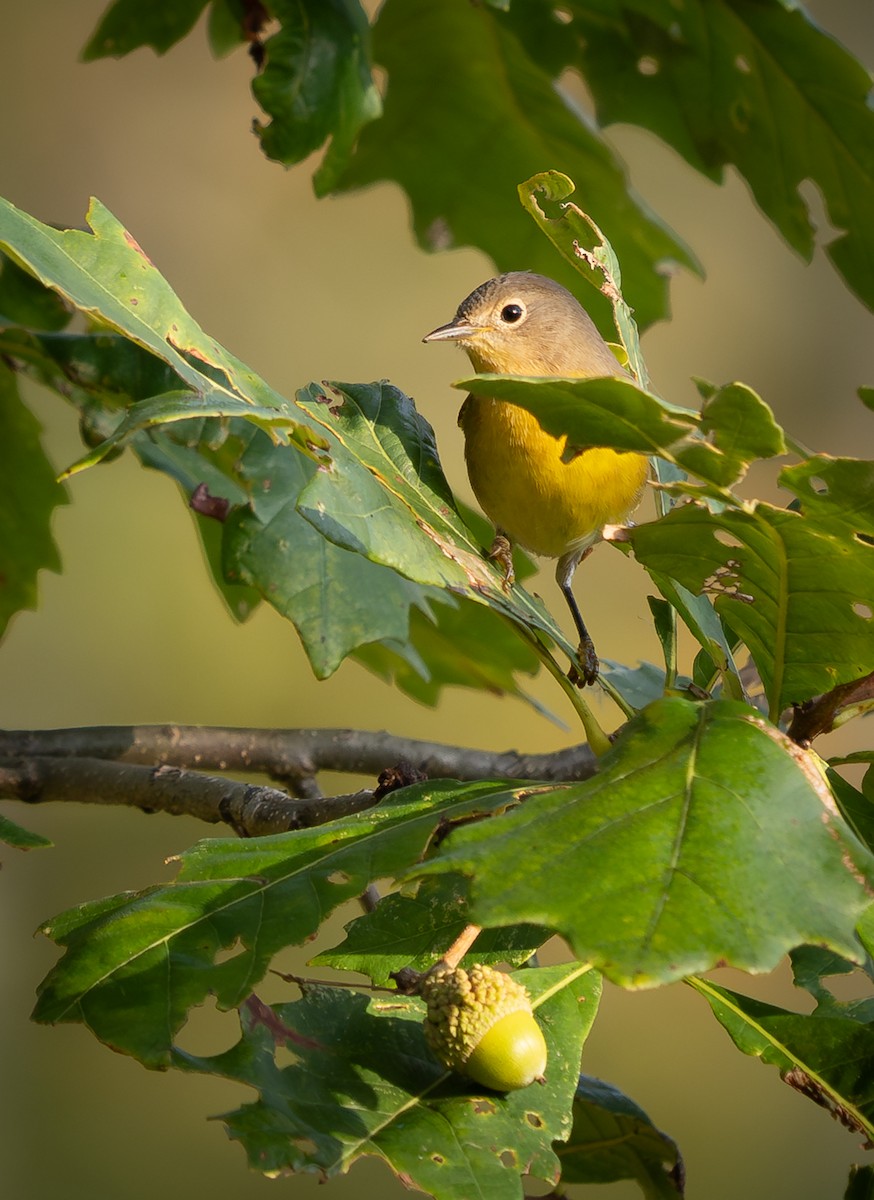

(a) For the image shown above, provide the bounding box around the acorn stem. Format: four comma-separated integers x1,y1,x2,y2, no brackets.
440,922,482,970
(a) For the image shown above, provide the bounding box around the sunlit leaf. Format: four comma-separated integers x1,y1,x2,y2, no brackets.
33,780,530,1065
416,697,874,987
631,499,874,717
296,380,578,662
454,374,785,491
0,196,303,443
690,976,874,1147
517,171,656,389
313,875,550,986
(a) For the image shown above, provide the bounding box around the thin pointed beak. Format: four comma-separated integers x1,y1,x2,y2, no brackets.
422,319,478,343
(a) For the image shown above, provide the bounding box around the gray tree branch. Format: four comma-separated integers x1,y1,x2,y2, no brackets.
0,755,376,837
0,725,596,783
0,725,597,834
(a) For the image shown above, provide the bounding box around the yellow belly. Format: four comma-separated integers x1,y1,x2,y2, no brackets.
461,395,648,559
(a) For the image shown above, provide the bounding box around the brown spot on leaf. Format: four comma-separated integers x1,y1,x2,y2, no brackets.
241,994,323,1051
123,230,154,266
190,482,230,522
783,1066,872,1147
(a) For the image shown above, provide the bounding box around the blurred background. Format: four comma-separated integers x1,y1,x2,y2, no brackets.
1,2,872,1197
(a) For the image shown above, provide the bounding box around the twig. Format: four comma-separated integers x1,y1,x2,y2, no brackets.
0,755,376,837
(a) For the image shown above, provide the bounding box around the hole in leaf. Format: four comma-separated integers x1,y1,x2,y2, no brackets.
275,1042,304,1070
327,870,351,885
501,1150,518,1168
729,97,751,132
214,937,246,965
472,1098,496,1115
171,995,233,1056
714,530,743,548
853,602,873,620
735,54,752,73
553,6,572,22
798,180,846,247
637,55,659,75
525,1111,544,1128
704,559,755,603
291,1136,318,1158
431,1154,445,1165
809,475,829,494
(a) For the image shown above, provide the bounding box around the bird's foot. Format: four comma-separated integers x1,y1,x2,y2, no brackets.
487,533,515,592
568,637,599,688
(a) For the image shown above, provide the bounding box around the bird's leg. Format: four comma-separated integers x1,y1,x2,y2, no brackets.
556,547,598,687
487,528,515,591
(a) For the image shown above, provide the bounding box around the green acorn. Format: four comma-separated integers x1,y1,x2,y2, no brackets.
420,963,547,1091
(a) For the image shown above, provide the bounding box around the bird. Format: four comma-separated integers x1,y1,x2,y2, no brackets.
423,271,649,685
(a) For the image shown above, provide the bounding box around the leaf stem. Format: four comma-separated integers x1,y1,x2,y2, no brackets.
595,672,637,722
534,642,613,755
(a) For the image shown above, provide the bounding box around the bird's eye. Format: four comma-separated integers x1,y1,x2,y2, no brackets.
500,303,525,324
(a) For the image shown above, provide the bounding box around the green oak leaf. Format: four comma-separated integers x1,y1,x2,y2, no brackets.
339,0,696,333
631,498,874,718
173,964,601,1195
82,0,208,58
781,456,874,539
690,976,874,1148
414,697,874,987
790,944,874,1024
0,366,68,640
0,196,303,445
295,380,579,663
2,317,548,701
313,875,550,986
555,0,874,310
454,374,785,492
253,0,381,191
0,812,53,851
33,780,530,1065
560,1075,683,1197
517,170,654,389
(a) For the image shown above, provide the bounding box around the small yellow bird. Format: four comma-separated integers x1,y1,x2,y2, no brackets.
423,271,649,685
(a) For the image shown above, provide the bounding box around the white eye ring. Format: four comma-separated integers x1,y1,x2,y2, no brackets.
499,301,526,324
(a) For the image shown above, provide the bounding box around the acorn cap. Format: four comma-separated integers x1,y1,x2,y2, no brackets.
420,963,547,1090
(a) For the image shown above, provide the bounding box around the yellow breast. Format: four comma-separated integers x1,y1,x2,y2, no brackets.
460,394,648,559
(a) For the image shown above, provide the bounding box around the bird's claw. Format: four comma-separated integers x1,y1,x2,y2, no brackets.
568,638,599,687
487,533,515,592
